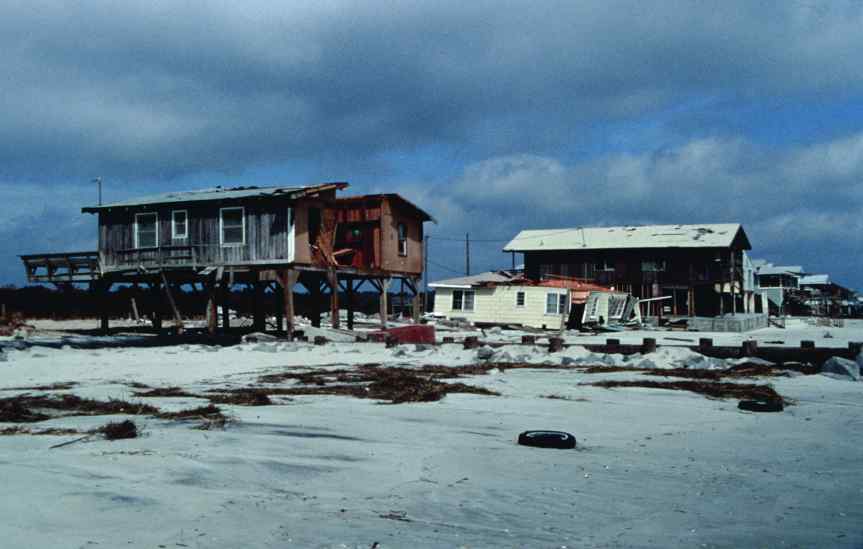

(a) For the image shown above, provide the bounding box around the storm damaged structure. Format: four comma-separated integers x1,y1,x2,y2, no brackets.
20,183,434,337
428,270,634,330
504,224,757,318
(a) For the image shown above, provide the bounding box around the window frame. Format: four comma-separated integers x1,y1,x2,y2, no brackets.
545,292,567,315
171,209,188,240
452,289,475,312
219,206,246,247
397,223,408,257
134,212,159,249
515,291,526,308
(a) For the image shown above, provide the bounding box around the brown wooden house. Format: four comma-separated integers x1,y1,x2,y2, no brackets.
21,183,433,336
504,224,753,317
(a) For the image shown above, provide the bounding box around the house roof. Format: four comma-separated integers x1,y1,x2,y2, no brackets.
428,271,520,289
503,223,751,252
756,265,804,276
800,274,830,285
82,182,349,213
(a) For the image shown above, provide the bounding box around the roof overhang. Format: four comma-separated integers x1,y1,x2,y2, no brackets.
82,182,349,214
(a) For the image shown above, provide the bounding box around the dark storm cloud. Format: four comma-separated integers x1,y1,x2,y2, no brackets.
2,0,862,180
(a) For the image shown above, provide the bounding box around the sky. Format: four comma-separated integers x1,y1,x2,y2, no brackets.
2,0,862,289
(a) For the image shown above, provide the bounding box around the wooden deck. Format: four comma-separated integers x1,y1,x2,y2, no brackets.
20,251,101,283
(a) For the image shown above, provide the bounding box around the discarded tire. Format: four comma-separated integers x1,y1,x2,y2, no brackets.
738,399,784,413
517,430,576,449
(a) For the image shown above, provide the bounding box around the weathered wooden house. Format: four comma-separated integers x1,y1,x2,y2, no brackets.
21,182,433,336
503,224,755,317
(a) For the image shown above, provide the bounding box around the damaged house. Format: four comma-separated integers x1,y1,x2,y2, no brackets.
503,224,757,318
428,271,632,330
20,183,434,336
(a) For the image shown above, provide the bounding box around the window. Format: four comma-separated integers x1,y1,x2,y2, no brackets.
516,291,525,307
546,292,567,315
397,223,408,256
596,259,615,272
134,213,158,248
171,210,188,239
220,207,245,246
452,290,475,311
641,260,666,272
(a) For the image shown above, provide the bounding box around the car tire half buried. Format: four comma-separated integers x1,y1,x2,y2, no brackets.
517,430,576,449
737,399,784,413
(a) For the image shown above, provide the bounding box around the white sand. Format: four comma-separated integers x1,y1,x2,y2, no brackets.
1,325,862,548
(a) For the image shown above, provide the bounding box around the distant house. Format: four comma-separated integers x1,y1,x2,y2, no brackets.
504,224,755,317
752,262,804,313
799,274,856,317
429,270,612,329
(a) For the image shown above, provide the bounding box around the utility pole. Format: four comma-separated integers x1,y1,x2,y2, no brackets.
423,235,429,313
465,233,470,276
92,177,102,206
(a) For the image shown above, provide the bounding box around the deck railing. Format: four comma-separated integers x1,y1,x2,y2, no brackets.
20,251,101,283
113,245,197,270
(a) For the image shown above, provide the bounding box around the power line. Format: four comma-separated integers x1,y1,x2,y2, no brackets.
427,258,465,275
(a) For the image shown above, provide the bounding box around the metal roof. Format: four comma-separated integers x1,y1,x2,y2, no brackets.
800,274,830,285
82,182,348,212
503,223,750,252
756,265,804,276
429,271,520,289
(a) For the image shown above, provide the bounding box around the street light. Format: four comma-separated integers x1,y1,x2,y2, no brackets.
92,177,102,206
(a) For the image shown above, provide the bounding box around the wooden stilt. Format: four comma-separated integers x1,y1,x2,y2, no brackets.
278,269,298,340
160,272,184,335
411,277,422,322
327,270,340,329
273,282,284,334
221,279,230,331
150,281,163,332
346,278,355,331
97,279,111,335
253,279,266,331
379,277,390,329
310,274,322,328
205,280,218,335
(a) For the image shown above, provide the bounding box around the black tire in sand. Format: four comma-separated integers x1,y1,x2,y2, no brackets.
738,399,784,413
517,430,576,449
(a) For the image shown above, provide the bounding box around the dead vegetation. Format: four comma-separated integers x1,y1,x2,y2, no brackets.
1,382,78,391
99,420,138,440
257,365,498,404
589,379,785,403
0,394,158,423
207,390,272,406
133,386,195,398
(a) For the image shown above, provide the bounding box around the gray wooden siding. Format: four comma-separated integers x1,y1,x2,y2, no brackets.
99,199,294,270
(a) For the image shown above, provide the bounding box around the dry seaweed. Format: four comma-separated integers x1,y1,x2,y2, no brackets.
99,420,138,440
590,379,784,403
133,387,196,398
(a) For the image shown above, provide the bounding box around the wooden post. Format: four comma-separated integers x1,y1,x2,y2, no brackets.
412,278,422,323
160,272,184,335
206,281,218,336
346,278,355,331
328,270,340,329
253,280,266,332
379,277,390,329
97,280,111,335
279,269,298,340
150,281,163,333
274,282,284,334
730,250,737,316
309,275,322,328
130,297,140,322
221,279,230,331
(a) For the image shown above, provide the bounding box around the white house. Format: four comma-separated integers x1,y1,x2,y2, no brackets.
429,271,572,329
